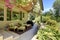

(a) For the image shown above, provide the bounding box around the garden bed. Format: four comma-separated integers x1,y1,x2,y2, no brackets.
9,25,32,35
5,21,34,35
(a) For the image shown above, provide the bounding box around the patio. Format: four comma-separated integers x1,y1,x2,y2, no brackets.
0,24,38,40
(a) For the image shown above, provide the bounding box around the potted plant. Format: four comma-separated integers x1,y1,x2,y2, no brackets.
9,23,15,31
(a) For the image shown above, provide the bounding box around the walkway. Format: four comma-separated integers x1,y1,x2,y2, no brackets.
0,24,38,40
15,24,38,40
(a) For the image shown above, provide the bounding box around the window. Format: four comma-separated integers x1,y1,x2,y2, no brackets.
23,13,24,18
0,9,4,21
20,11,22,20
12,12,19,20
7,9,11,21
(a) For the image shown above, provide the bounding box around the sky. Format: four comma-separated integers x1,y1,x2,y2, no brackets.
43,0,55,12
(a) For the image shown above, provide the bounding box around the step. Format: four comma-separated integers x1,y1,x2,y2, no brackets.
0,31,13,40
0,34,3,40
6,31,19,40
4,36,13,40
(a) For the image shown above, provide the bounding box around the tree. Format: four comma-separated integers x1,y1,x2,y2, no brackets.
43,9,53,16
53,0,60,9
53,0,60,21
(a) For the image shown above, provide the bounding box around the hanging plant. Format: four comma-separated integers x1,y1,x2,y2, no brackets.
4,0,34,11
15,0,33,11
16,0,32,5
20,2,33,11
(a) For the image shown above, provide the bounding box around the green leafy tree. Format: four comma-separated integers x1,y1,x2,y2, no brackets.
53,0,60,21
53,0,60,9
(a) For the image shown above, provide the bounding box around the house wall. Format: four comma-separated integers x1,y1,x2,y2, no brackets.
0,13,28,29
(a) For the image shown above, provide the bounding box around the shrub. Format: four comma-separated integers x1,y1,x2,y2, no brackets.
46,19,57,26
42,16,50,23
37,25,60,40
36,16,60,40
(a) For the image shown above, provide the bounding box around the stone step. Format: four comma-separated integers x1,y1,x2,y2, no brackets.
4,36,13,40
0,34,3,40
0,30,20,40
6,31,19,40
0,31,13,40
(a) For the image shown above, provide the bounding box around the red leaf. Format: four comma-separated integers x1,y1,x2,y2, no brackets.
5,0,14,9
5,0,10,3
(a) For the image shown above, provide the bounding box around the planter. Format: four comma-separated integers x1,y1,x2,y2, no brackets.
25,24,32,30
9,28,14,31
17,27,25,32
9,26,17,31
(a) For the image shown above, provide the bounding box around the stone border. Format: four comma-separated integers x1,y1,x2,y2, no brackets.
31,35,38,40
